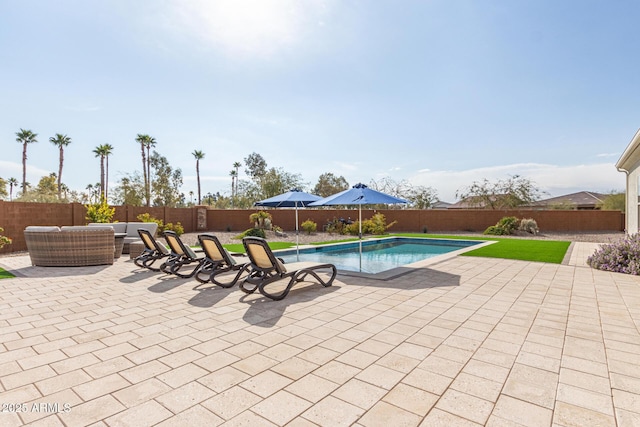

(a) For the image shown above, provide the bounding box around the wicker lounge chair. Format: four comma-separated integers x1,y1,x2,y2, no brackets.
161,231,206,278
240,236,337,301
195,234,250,287
134,229,171,272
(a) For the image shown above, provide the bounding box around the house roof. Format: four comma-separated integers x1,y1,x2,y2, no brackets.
532,191,607,208
617,128,640,172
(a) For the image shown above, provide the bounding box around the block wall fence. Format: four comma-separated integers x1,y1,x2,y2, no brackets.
0,201,625,254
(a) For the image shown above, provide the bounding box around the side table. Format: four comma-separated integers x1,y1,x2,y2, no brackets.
129,240,145,260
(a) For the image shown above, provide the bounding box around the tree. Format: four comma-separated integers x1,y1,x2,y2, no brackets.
598,192,625,211
93,144,112,199
0,177,7,200
111,173,144,206
102,144,114,199
19,173,58,202
192,150,205,204
150,151,183,207
8,177,18,201
313,173,349,197
49,133,72,200
135,134,156,207
15,128,38,195
229,169,237,201
244,152,267,180
233,161,242,197
455,175,543,209
406,185,439,209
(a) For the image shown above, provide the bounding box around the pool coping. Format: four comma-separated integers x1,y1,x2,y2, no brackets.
273,236,497,281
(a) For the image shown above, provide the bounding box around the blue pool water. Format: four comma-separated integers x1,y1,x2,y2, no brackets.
277,237,481,274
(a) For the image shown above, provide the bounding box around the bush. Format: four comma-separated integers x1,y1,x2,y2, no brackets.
587,234,640,275
85,197,115,223
519,218,539,235
137,213,184,236
0,227,12,249
484,216,519,235
249,211,272,229
301,219,317,235
235,228,266,239
344,213,397,236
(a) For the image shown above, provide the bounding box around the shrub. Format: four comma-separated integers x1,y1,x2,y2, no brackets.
0,227,12,249
344,213,397,236
484,216,519,235
235,228,266,239
326,217,345,235
249,211,272,229
519,218,539,235
85,197,115,223
301,219,317,235
587,234,640,275
137,213,184,236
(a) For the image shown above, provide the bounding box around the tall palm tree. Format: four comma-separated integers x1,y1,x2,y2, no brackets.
192,150,205,205
135,134,156,206
93,145,111,199
15,129,38,195
8,177,18,201
49,133,72,200
101,144,114,199
233,161,242,198
229,169,237,200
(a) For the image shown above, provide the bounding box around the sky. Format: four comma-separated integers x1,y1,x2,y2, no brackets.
1,0,638,203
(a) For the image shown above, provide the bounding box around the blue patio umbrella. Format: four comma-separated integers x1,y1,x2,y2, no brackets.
255,189,322,260
309,183,408,271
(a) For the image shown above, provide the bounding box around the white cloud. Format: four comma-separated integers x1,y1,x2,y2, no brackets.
0,161,51,186
411,163,625,203
161,0,331,59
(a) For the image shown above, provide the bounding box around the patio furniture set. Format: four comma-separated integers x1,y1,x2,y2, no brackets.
23,223,336,300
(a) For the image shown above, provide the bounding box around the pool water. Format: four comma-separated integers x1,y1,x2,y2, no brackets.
277,237,481,274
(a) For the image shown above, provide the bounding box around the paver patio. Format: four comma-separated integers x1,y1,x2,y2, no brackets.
0,242,639,426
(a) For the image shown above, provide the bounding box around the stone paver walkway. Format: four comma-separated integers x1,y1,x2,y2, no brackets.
0,242,639,426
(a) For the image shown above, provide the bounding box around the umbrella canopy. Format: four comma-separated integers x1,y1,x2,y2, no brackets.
309,183,408,272
255,189,322,260
254,189,321,208
309,183,407,207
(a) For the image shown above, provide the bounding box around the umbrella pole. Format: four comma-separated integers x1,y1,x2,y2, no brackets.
295,202,299,261
359,204,362,272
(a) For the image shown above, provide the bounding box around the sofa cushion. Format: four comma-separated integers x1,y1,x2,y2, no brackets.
61,226,112,232
126,222,158,237
25,226,61,232
88,222,127,233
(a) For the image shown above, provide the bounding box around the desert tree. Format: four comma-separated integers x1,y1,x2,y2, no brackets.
15,128,38,195
49,133,72,199
455,175,544,209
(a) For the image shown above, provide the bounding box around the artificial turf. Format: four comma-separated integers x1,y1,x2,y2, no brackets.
226,233,572,264
0,267,15,279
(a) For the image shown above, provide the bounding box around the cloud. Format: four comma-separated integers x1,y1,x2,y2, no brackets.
0,161,51,185
161,0,331,59
411,163,625,202
596,152,620,158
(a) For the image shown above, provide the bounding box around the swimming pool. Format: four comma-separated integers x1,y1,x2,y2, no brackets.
277,237,483,274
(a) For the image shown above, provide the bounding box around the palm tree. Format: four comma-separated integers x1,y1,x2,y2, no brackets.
8,177,18,201
93,145,111,199
135,134,156,206
101,144,114,199
229,169,237,199
231,162,242,196
48,133,72,200
192,150,205,204
15,129,38,195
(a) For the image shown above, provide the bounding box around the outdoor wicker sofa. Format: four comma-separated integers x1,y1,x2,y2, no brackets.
24,226,115,267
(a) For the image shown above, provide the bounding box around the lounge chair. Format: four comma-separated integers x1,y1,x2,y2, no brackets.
240,236,337,301
195,234,250,287
162,231,206,278
134,229,171,271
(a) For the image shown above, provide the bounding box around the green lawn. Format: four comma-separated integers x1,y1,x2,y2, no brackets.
395,233,571,264
0,267,15,279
